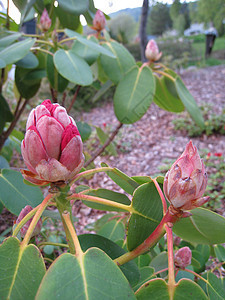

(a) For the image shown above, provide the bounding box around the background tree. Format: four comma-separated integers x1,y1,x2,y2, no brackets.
139,0,149,62
147,3,172,36
170,0,182,24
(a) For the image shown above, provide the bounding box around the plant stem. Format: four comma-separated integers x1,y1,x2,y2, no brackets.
154,70,175,82
84,122,123,168
67,85,81,113
152,178,167,215
58,37,78,45
21,194,53,247
36,40,54,47
71,166,113,183
166,224,176,300
114,207,182,265
23,33,42,38
154,267,169,276
6,0,10,29
32,47,54,56
68,193,132,212
38,242,69,249
62,211,83,257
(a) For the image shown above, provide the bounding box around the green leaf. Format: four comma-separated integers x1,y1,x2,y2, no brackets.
54,49,93,86
176,266,194,282
71,35,99,65
149,252,168,273
84,188,131,212
207,272,225,300
133,266,155,292
0,32,21,47
0,58,6,68
127,182,163,251
36,248,136,300
46,52,68,93
153,74,184,112
0,38,35,65
55,7,81,30
79,233,140,287
174,279,208,299
0,94,13,134
65,29,115,58
76,121,92,141
92,80,113,103
136,278,169,299
101,162,139,195
0,237,45,300
97,219,125,242
15,51,39,69
114,66,155,124
0,156,10,169
96,126,117,156
173,208,225,244
214,245,225,262
0,169,43,215
100,41,136,84
57,0,88,14
134,253,151,268
192,250,206,273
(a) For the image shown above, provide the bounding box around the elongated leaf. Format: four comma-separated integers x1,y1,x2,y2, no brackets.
54,49,93,86
72,35,99,65
96,126,117,156
65,29,115,58
214,245,225,262
58,0,88,14
114,66,155,124
92,80,113,102
207,272,225,300
55,7,81,30
0,38,35,65
15,51,39,69
100,41,136,84
101,162,139,195
127,182,163,251
36,248,136,299
0,237,45,300
0,58,6,68
173,208,225,244
0,169,43,215
0,94,13,134
0,32,21,47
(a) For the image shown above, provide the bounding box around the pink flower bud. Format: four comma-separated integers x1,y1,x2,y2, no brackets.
174,247,192,269
16,205,42,238
145,39,162,62
39,8,51,32
92,10,106,32
21,100,84,185
163,141,209,210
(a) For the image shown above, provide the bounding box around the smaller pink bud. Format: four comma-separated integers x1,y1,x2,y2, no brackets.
145,39,162,62
39,8,51,32
92,10,106,32
16,205,42,238
174,247,192,269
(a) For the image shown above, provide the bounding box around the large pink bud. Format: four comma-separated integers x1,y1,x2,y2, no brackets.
163,141,208,210
21,100,84,185
92,9,106,32
39,8,51,32
145,39,162,62
174,247,192,269
16,205,42,238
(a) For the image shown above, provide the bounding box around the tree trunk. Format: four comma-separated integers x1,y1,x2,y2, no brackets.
139,0,149,62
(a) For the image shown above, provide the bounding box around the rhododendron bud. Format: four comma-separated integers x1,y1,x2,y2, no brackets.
21,99,84,185
39,8,51,32
145,39,162,62
174,247,192,269
92,10,106,32
163,141,208,210
16,205,42,238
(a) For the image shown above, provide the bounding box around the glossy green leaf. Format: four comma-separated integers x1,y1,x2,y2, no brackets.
84,188,130,211
174,279,208,299
153,74,184,112
36,248,136,300
54,49,93,86
0,94,13,134
136,278,169,299
114,66,155,124
207,272,225,300
65,29,115,58
76,121,92,141
72,36,99,65
100,41,136,84
97,219,125,242
57,0,88,14
133,267,155,292
15,51,39,69
173,208,225,244
0,32,21,47
101,162,139,195
0,237,45,300
79,233,140,287
214,245,225,262
46,52,68,93
0,169,43,215
96,126,117,156
0,38,35,65
127,182,163,251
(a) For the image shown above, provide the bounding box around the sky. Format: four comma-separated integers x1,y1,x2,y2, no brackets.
1,0,194,24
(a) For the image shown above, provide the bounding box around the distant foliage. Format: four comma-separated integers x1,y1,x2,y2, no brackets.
147,3,172,36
